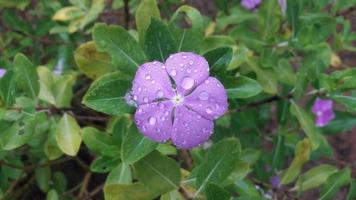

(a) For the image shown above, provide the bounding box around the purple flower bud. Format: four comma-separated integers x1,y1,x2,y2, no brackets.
131,52,228,149
269,176,280,188
278,0,287,14
241,0,262,10
0,69,7,78
311,97,335,127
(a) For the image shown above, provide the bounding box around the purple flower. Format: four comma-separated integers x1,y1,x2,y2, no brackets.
241,0,262,10
0,69,6,78
269,176,280,188
131,52,228,149
278,0,287,14
311,97,335,127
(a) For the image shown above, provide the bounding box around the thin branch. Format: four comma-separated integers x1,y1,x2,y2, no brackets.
82,184,105,200
227,94,293,114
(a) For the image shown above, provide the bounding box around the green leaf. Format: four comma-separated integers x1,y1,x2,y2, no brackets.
160,190,184,200
287,0,300,36
331,94,356,111
135,151,180,195
53,172,67,193
205,183,230,200
104,182,156,200
44,122,63,160
82,72,133,115
135,0,160,46
247,59,278,94
121,125,158,164
1,115,37,150
195,138,241,197
274,59,297,86
0,70,17,106
225,76,262,99
93,23,147,75
203,47,233,74
55,113,82,156
290,101,320,150
293,164,338,192
13,53,39,100
74,41,115,79
320,168,352,200
106,163,132,185
346,179,356,200
46,189,59,200
144,18,177,62
82,127,118,156
53,74,75,108
90,156,121,173
281,138,312,185
35,166,51,192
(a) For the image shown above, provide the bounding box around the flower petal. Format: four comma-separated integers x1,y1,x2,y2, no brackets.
134,101,174,142
0,69,7,78
312,97,333,114
315,110,335,127
171,105,214,149
132,61,175,104
165,52,209,95
184,77,228,120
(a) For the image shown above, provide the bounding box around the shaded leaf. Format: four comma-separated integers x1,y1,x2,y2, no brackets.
55,113,82,156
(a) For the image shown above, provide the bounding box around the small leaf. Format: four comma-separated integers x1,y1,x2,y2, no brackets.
74,41,115,79
225,76,262,99
104,182,157,200
281,138,312,185
144,18,177,62
90,156,120,173
247,59,278,94
195,138,241,197
320,168,352,200
121,125,158,164
134,151,181,195
290,101,320,150
106,163,132,185
13,53,40,100
35,166,51,192
55,113,82,156
293,164,338,192
93,23,147,75
205,183,230,200
46,189,59,200
331,94,356,112
82,127,118,156
203,47,233,74
82,72,133,115
52,6,83,21
135,0,160,46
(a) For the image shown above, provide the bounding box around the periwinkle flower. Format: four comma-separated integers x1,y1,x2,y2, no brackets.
269,176,280,188
241,0,262,10
311,97,335,127
131,52,228,149
0,69,6,78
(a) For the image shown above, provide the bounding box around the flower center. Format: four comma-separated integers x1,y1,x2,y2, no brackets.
172,94,184,105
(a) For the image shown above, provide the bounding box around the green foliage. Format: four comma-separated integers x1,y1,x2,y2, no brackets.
0,0,355,199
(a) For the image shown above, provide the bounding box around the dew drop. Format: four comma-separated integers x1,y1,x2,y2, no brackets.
151,80,156,84
194,69,198,73
182,55,187,59
186,68,192,73
138,87,142,92
148,117,157,125
183,122,188,127
158,102,165,109
162,65,166,69
206,107,213,114
189,60,194,65
160,116,166,121
170,70,177,76
145,75,151,80
181,77,195,90
133,95,138,101
179,63,184,67
164,111,170,116
157,90,164,98
205,80,210,84
153,61,158,64
138,108,143,113
199,91,209,101
143,97,149,103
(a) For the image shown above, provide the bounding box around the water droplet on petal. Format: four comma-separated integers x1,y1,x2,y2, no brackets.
205,80,210,84
181,77,195,90
143,97,149,103
182,55,187,59
153,61,158,64
189,60,194,65
145,75,151,80
197,115,202,119
133,95,138,101
138,87,142,92
157,90,164,98
162,65,166,69
164,111,170,116
183,122,188,127
160,116,165,121
151,80,156,84
156,128,161,133
138,108,143,113
170,70,177,76
148,117,157,125
199,91,209,101
186,68,192,73
158,102,165,109
206,107,213,114
179,63,184,67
